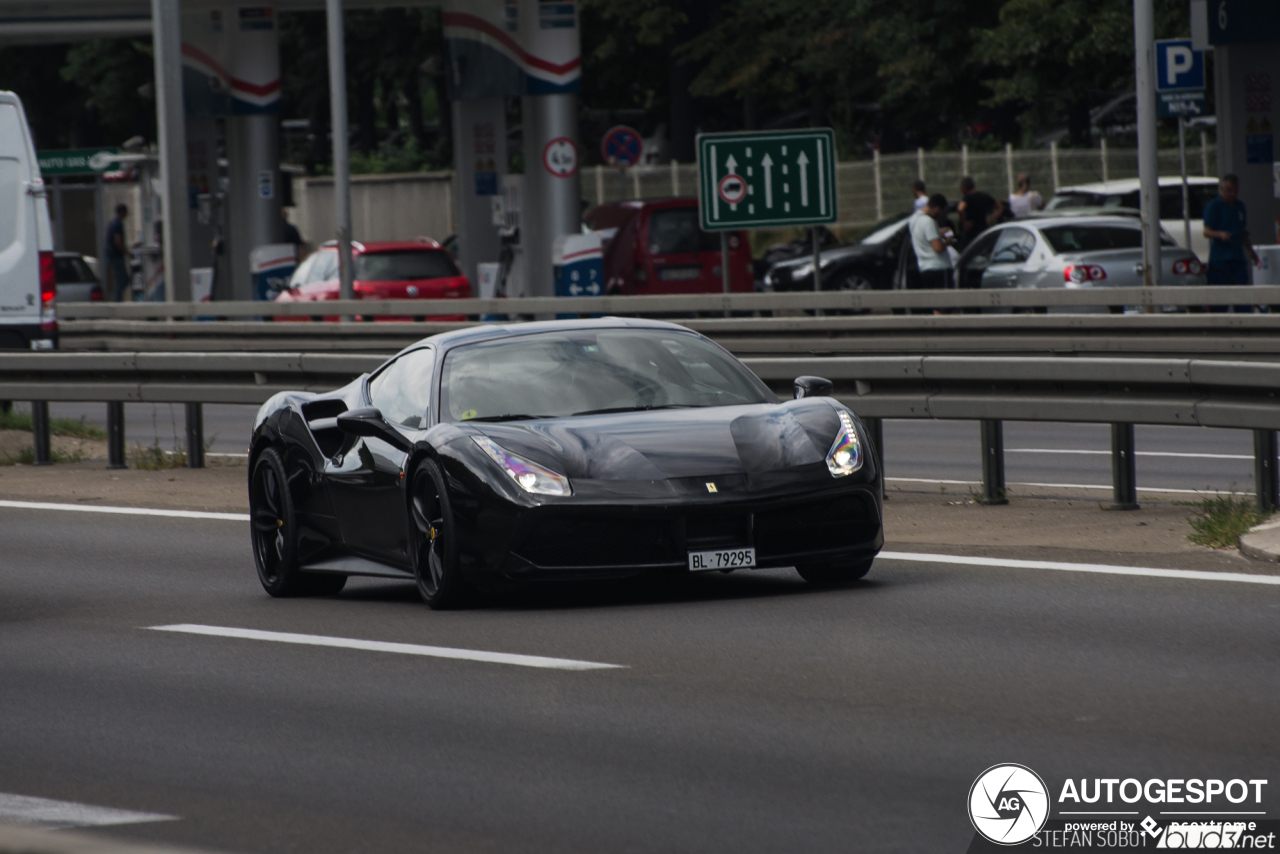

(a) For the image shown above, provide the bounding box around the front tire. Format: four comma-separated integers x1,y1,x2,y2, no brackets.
251,448,346,597
409,459,471,609
796,559,874,585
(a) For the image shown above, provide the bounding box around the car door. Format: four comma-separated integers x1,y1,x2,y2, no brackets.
325,347,434,564
982,227,1037,290
955,231,1000,291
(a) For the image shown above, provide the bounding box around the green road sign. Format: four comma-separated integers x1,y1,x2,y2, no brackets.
37,148,122,176
697,129,837,231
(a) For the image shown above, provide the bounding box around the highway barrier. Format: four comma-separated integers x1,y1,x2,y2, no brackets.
2,351,1278,512
58,313,1280,358
56,285,1280,320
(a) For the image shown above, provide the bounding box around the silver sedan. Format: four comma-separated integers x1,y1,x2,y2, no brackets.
955,216,1205,311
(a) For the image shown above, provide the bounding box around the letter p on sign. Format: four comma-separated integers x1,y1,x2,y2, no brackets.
1156,39,1204,91
1167,46,1194,85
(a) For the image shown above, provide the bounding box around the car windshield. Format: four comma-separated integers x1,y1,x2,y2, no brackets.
354,250,459,281
55,256,97,284
1040,225,1146,253
859,213,912,245
647,208,721,254
1045,192,1100,210
440,329,771,422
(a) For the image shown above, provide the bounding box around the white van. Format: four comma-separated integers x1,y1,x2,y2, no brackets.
0,91,55,349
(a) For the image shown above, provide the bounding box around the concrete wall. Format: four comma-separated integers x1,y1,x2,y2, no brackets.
288,171,455,249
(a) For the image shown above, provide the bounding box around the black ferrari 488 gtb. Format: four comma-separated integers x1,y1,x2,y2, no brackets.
248,318,883,608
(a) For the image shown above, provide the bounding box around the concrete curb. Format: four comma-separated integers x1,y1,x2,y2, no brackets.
0,822,230,854
1238,518,1280,562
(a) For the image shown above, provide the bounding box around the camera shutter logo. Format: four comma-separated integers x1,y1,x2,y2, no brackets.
968,764,1050,845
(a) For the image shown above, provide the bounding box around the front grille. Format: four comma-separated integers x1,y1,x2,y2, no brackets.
754,495,874,558
517,517,675,568
686,512,750,550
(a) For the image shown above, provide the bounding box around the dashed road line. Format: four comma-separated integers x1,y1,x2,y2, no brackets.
0,500,248,521
877,551,1280,586
0,792,177,830
148,624,627,671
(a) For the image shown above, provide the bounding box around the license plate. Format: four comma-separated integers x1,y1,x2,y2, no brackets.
658,266,702,282
688,548,755,571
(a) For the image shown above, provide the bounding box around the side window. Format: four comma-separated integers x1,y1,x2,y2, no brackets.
368,348,435,428
956,232,1000,290
990,228,1035,263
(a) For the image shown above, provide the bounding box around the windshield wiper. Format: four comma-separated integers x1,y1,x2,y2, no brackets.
571,404,695,416
464,413,554,422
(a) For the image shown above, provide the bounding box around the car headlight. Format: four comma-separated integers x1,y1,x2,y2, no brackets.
826,410,863,477
472,436,571,496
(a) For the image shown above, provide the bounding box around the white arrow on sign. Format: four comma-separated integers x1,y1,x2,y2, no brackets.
761,153,774,209
724,154,739,210
796,151,809,206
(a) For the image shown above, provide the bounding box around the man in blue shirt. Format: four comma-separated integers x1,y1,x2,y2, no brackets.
103,204,131,301
1202,174,1260,286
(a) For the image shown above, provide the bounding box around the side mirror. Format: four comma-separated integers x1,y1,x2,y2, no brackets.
336,407,413,452
793,376,834,399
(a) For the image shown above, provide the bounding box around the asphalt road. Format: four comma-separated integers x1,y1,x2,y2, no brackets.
38,402,1260,494
1,508,1277,853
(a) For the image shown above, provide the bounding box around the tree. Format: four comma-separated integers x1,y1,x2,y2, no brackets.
975,0,1188,145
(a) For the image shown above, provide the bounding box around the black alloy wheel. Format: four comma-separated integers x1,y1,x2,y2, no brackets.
796,559,874,585
250,448,346,597
410,459,470,609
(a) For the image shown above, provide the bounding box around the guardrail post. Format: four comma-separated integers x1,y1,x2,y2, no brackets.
1109,423,1139,510
185,402,205,469
30,401,51,466
978,420,1008,505
107,402,126,470
1253,429,1278,515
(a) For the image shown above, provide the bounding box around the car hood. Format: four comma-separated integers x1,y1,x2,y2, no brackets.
773,243,879,270
470,398,842,481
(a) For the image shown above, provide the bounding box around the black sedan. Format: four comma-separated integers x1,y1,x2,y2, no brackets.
762,213,911,293
248,319,883,608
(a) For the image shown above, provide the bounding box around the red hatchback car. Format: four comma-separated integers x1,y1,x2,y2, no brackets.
584,199,753,295
274,239,470,320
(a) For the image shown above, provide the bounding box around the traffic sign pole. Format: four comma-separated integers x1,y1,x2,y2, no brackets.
1179,116,1191,250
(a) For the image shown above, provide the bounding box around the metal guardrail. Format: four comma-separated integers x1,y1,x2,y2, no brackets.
55,285,1280,319
3,350,1279,511
57,313,1280,357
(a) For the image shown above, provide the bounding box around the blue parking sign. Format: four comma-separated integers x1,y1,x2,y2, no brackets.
1155,39,1204,91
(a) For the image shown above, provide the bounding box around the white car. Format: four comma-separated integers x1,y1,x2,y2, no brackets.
0,91,55,349
1045,176,1219,260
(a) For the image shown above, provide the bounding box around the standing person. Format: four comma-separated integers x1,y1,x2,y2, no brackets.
1007,173,1043,219
956,176,1002,250
910,193,954,290
281,209,304,258
1203,174,1260,286
912,179,929,212
103,204,131,302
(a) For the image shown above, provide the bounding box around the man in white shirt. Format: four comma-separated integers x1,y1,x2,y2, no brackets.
909,193,954,289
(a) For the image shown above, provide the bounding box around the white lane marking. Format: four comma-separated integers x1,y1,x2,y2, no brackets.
0,500,249,521
206,452,248,458
0,793,177,830
887,477,1251,496
877,551,1280,586
149,624,627,671
1006,448,1252,460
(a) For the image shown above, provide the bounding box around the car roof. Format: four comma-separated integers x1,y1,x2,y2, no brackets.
998,215,1143,231
1054,176,1218,194
395,317,698,357
319,238,444,253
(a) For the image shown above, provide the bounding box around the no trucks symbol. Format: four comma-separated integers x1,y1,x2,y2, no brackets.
718,173,747,206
